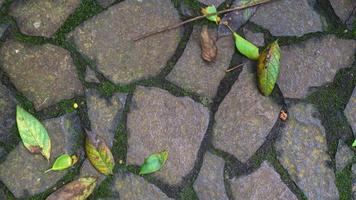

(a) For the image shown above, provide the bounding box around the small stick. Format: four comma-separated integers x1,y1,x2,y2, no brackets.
225,63,244,72
133,0,273,41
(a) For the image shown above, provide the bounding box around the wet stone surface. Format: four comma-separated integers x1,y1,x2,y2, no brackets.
0,40,83,110
10,0,81,37
0,83,16,143
166,27,234,99
229,161,298,200
275,103,339,200
70,0,181,85
193,152,228,200
251,0,324,36
126,86,209,185
345,87,356,137
278,35,356,99
212,65,281,163
329,0,356,28
335,140,354,172
79,89,127,183
0,113,82,198
110,170,172,200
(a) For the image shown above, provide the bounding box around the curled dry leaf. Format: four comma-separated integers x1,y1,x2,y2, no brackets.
16,106,51,160
140,150,168,175
257,40,281,96
46,177,97,200
85,130,115,175
200,25,217,62
279,110,288,121
45,154,78,173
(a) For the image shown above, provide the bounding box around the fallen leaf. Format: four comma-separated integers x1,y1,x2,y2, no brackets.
16,106,51,160
223,22,259,60
200,25,217,62
279,110,288,121
218,0,258,37
257,40,281,96
85,130,114,175
45,154,78,173
352,140,356,147
201,5,220,24
140,150,168,175
46,177,96,200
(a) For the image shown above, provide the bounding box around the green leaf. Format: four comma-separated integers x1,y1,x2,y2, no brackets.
233,32,259,60
257,40,281,96
45,154,78,173
46,177,97,200
85,130,115,175
201,5,220,24
352,140,356,147
16,106,51,160
139,150,168,175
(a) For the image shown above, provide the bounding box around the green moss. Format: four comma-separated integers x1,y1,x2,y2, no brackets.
336,164,352,200
179,184,198,200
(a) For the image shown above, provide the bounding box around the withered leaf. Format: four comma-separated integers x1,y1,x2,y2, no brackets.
200,25,217,62
85,130,115,175
46,177,96,200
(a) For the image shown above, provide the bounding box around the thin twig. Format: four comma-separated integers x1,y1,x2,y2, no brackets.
225,63,244,72
133,0,273,41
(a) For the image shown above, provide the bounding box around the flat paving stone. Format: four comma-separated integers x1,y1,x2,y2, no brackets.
345,87,356,137
79,89,126,183
335,140,354,172
166,27,234,99
0,113,82,198
85,67,100,83
230,161,298,200
193,152,228,200
212,65,281,163
70,0,181,85
127,86,209,185
96,0,115,8
278,35,356,99
0,40,83,110
0,83,16,143
198,0,225,6
275,103,339,200
243,28,265,47
251,0,324,36
9,0,81,37
110,170,172,200
330,0,356,28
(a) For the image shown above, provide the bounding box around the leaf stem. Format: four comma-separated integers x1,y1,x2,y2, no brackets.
225,63,245,72
133,0,274,41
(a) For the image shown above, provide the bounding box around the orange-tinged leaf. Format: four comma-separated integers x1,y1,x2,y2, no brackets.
85,130,114,175
46,177,96,200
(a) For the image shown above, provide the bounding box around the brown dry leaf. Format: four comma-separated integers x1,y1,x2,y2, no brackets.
46,177,97,200
200,25,217,62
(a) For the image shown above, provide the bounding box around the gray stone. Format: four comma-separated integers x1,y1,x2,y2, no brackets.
345,87,356,137
275,103,339,200
110,170,172,200
0,24,9,39
70,0,181,85
167,27,234,99
193,152,228,200
0,113,82,198
330,0,356,28
251,0,324,36
335,140,354,172
79,89,127,183
96,0,115,8
127,86,209,185
0,83,16,143
0,0,4,7
352,164,356,199
10,0,81,37
0,40,83,110
212,65,281,162
243,28,265,47
85,67,100,83
198,0,225,6
218,0,257,37
230,161,298,200
278,35,356,99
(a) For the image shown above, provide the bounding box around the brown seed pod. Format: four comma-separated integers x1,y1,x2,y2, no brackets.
279,110,288,121
200,25,217,62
